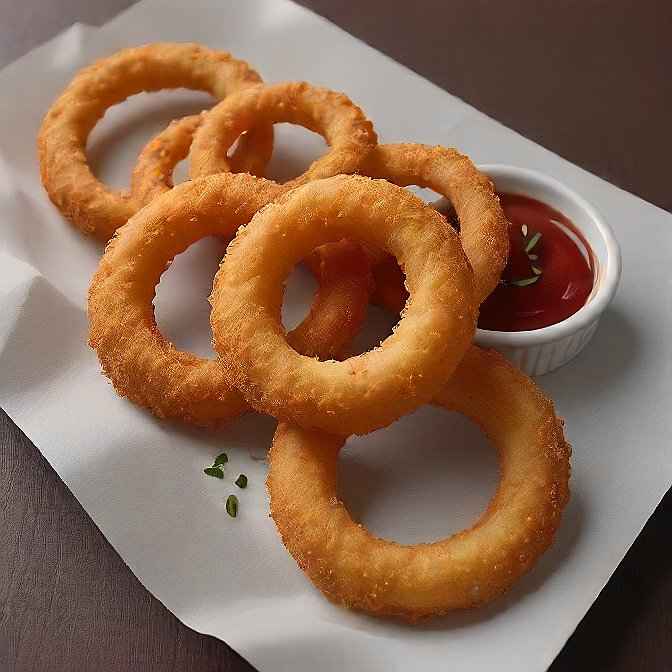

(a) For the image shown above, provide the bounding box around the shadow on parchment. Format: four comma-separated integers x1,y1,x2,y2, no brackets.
534,307,642,399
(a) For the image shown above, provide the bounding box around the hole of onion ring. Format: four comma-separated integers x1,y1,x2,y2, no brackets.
338,405,499,544
281,257,403,359
347,303,400,356
171,155,190,186
282,262,319,333
87,89,215,190
262,123,329,184
404,184,443,205
153,235,227,360
403,186,459,229
154,251,330,364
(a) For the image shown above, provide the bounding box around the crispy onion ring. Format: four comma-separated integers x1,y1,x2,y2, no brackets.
209,174,477,436
130,111,269,206
305,144,508,313
130,113,203,207
88,172,373,425
267,346,572,621
39,43,274,241
189,81,377,187
130,113,202,207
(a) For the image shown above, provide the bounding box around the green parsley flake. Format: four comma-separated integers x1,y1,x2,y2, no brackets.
235,474,248,489
511,275,541,287
226,494,239,517
204,466,224,479
525,232,542,254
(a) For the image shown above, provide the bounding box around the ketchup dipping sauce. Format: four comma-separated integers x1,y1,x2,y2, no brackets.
478,192,595,332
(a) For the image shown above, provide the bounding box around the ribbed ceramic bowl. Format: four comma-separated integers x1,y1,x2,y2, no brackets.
471,164,621,376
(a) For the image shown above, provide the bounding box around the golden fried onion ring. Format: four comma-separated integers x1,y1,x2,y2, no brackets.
130,111,272,206
306,144,508,313
209,174,477,436
39,43,274,241
360,144,508,306
130,113,204,207
88,172,373,425
267,346,571,621
189,81,377,188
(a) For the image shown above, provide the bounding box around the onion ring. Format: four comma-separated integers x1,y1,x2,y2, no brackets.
189,81,377,187
130,113,204,207
88,172,373,425
267,346,572,621
209,174,477,436
130,112,271,207
305,144,508,312
39,43,274,241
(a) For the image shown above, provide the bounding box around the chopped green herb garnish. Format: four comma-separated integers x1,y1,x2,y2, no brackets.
226,494,239,517
214,452,229,466
510,275,541,287
531,266,543,275
235,474,248,489
525,232,542,254
204,466,224,479
528,253,538,261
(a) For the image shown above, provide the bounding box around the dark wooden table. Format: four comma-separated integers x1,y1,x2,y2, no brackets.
1,1,671,670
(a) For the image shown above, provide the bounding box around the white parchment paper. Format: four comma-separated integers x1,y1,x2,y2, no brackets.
1,1,671,671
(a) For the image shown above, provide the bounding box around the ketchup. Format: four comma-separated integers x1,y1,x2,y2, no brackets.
478,192,594,332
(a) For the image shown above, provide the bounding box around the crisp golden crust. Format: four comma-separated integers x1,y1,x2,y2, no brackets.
306,144,509,312
267,346,571,621
88,173,372,425
38,43,273,241
210,174,477,436
189,81,377,188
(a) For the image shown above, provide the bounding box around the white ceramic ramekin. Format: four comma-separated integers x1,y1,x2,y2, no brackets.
471,164,622,376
